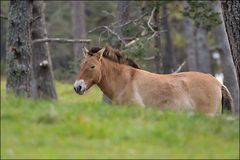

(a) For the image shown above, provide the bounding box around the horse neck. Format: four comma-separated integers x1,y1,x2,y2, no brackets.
97,58,132,99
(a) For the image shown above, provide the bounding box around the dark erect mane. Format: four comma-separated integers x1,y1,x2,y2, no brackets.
88,46,140,69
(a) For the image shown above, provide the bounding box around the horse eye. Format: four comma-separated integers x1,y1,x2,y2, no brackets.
90,65,95,69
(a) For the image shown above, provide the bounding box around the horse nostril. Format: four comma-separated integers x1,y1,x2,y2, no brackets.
77,86,82,92
74,86,82,93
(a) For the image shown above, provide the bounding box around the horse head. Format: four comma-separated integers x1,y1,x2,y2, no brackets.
73,48,105,95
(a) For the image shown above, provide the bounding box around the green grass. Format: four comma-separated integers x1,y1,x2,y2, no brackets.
1,80,239,159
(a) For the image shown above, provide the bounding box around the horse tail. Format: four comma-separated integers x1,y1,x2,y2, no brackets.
221,85,234,113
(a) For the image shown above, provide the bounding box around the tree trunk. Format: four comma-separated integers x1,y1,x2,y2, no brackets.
6,0,33,97
153,7,163,74
116,1,129,37
213,1,239,113
221,0,240,86
162,4,175,73
195,28,211,73
31,1,57,99
71,1,86,60
0,7,7,63
183,17,198,71
183,1,211,74
220,52,239,113
113,1,130,48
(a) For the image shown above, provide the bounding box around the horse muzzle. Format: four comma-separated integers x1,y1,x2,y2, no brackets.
74,86,86,95
74,80,87,95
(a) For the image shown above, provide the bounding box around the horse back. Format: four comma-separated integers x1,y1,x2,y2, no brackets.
133,71,222,114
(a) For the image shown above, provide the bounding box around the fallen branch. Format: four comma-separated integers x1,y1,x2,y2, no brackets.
143,56,155,61
88,25,125,45
88,12,149,46
32,38,91,44
147,7,156,33
103,26,126,45
88,7,164,48
147,30,167,41
125,38,140,47
173,61,186,73
147,32,157,41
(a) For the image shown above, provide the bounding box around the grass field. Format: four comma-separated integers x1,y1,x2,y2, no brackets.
1,80,239,159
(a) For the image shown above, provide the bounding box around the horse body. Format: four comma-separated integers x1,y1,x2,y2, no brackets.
97,58,222,114
136,70,222,112
74,46,233,115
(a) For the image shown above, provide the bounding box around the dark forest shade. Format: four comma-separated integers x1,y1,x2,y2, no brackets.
6,0,33,97
153,5,163,74
162,4,175,74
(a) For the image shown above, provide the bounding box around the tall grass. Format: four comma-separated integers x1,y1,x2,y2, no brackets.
1,80,239,159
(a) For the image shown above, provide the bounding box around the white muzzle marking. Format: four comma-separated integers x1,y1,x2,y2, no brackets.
74,79,87,95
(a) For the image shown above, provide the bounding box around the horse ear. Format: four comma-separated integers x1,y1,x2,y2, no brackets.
82,47,89,58
98,47,105,61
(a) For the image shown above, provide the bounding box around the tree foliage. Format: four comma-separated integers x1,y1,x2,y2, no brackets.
0,0,237,84
183,1,222,31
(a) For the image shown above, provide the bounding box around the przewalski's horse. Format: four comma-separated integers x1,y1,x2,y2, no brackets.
74,46,234,115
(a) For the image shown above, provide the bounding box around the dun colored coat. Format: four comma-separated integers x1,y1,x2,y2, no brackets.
74,46,233,116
